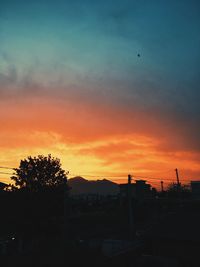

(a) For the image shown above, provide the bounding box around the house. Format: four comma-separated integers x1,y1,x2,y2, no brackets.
191,181,200,199
119,180,152,200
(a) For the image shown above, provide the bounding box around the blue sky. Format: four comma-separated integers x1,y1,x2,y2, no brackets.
1,0,199,102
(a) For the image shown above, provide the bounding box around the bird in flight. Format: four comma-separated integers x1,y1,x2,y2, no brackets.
137,53,141,57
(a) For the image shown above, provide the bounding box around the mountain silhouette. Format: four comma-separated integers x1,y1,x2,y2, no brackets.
68,176,119,196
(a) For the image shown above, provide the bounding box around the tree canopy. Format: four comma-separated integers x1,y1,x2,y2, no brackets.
11,154,68,192
167,182,191,198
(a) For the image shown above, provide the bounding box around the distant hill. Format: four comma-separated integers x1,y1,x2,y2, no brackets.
68,176,119,196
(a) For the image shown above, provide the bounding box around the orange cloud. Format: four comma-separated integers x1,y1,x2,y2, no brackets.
0,94,199,188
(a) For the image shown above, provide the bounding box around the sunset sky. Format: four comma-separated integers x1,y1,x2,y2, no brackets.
0,0,200,187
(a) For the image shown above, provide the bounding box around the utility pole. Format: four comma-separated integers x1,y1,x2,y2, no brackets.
175,168,181,200
175,168,181,192
175,168,180,187
161,181,164,192
128,174,134,240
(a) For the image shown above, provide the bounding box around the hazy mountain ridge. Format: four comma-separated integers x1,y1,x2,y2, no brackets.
68,176,119,195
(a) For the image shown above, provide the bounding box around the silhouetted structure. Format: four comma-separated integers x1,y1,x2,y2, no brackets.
191,181,200,199
119,180,152,200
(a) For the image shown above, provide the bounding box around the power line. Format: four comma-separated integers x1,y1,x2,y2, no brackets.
0,180,9,183
0,165,193,182
0,166,15,170
0,170,191,183
69,172,129,178
0,164,194,185
0,171,14,175
69,172,190,182
69,168,177,177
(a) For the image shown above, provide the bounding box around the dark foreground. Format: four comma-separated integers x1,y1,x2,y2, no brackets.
1,191,200,266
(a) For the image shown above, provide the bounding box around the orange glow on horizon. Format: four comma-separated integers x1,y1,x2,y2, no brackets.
0,130,199,189
0,96,199,188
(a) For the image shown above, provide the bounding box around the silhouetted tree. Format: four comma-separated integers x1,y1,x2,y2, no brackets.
167,182,191,198
11,154,68,192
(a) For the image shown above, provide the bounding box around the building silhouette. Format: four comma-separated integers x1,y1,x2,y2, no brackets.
119,180,152,200
191,181,200,199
